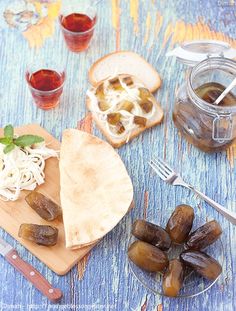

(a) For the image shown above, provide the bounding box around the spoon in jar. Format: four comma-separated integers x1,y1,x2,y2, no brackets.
214,76,236,105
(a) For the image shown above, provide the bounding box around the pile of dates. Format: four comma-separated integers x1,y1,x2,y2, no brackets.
128,204,223,297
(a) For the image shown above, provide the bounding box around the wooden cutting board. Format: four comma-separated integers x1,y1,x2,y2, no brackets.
0,124,95,275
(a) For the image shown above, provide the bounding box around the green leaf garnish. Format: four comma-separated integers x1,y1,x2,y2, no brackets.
14,135,44,147
4,125,14,138
0,137,12,145
3,144,15,154
0,125,44,154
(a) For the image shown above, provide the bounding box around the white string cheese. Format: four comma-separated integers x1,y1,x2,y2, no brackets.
0,143,58,201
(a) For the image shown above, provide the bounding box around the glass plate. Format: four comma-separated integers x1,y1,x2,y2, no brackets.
128,216,224,298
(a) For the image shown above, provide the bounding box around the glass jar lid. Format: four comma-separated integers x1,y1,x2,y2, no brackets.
166,40,236,66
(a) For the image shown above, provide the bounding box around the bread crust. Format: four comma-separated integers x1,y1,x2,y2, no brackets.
88,51,162,93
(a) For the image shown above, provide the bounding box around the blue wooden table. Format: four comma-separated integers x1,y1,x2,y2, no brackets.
0,0,236,310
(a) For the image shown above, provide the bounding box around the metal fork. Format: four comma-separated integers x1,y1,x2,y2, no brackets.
149,156,236,225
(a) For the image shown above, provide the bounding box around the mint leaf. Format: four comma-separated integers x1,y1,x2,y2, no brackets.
3,144,15,154
0,137,12,145
4,125,14,138
14,135,44,147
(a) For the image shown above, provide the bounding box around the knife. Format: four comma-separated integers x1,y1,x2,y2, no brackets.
0,236,62,302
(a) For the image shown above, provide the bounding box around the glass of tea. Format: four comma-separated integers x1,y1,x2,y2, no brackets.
26,61,65,110
59,3,97,53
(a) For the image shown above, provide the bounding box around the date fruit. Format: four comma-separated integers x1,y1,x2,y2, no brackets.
166,204,194,244
118,101,134,112
186,220,222,250
107,112,121,125
18,224,58,246
25,191,62,221
139,88,151,100
132,219,171,251
180,250,222,281
128,241,169,272
123,76,133,86
139,100,153,113
109,77,123,90
115,122,125,134
133,116,147,127
95,84,105,100
98,101,110,111
163,259,185,297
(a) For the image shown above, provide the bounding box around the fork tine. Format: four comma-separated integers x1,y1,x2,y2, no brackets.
149,161,168,180
152,156,174,173
151,160,169,176
149,162,167,180
151,158,171,175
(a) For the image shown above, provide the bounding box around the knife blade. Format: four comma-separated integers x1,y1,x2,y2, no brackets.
0,236,62,302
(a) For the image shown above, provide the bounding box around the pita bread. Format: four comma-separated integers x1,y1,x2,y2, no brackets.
59,129,134,249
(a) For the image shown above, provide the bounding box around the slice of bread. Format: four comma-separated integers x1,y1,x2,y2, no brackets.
88,51,162,93
86,74,164,148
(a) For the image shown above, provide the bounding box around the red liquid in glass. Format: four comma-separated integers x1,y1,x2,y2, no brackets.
26,69,65,110
60,13,96,52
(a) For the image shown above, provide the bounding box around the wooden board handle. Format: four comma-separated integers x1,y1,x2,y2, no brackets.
5,249,62,302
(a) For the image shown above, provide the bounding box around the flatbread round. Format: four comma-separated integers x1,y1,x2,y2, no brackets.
59,129,134,249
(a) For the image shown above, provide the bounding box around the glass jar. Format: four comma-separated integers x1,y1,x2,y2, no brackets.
173,57,236,152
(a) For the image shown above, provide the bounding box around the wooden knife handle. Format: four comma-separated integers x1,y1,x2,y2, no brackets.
5,249,62,302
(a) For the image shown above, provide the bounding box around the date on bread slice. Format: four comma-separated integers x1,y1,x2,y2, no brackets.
88,51,162,93
86,74,164,148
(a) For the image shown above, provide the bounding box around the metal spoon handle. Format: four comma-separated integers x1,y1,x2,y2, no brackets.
214,76,236,105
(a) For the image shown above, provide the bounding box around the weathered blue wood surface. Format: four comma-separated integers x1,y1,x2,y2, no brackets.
0,0,236,310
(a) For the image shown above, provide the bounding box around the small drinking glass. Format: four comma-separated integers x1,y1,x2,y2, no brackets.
26,60,65,110
59,2,97,53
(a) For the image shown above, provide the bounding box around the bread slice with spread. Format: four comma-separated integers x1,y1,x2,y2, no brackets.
86,74,164,148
